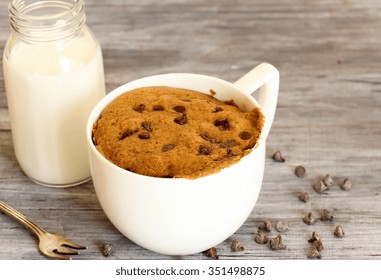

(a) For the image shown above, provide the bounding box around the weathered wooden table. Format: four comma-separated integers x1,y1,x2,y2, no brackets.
1,0,380,260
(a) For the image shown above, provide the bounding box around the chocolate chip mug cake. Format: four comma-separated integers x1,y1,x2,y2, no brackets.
92,86,264,179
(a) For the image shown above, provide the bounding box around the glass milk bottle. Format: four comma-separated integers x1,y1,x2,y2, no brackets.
2,0,106,187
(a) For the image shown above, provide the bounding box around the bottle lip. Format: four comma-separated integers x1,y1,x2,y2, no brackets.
9,0,86,42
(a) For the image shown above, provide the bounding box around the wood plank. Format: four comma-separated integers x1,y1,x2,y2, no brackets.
0,0,380,260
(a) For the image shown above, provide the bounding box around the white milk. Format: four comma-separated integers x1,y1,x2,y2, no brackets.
3,30,106,187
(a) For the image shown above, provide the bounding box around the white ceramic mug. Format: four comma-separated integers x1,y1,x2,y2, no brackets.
86,63,279,255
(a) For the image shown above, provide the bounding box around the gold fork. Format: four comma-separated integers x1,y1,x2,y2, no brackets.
0,200,87,260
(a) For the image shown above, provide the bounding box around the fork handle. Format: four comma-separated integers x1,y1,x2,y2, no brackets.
0,200,46,237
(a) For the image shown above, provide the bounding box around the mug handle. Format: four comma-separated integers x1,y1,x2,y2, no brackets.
233,63,279,138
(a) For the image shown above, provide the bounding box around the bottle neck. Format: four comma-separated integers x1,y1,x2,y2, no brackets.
9,0,86,42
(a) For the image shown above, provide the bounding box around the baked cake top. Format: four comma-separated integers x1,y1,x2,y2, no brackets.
92,86,264,179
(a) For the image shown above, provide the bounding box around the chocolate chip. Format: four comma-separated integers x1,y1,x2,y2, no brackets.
341,178,352,191
334,225,345,238
307,234,324,259
153,105,164,111
119,130,136,140
298,192,309,203
320,209,334,221
138,132,151,139
276,220,289,233
133,104,145,113
295,165,306,178
173,105,186,113
258,220,272,232
303,212,316,225
307,245,321,259
308,232,321,243
269,235,286,250
198,145,212,155
202,247,219,260
125,167,135,173
221,140,239,148
101,243,113,257
174,114,187,125
312,239,324,252
239,131,252,140
214,118,230,131
313,180,328,193
323,174,334,187
162,144,175,152
272,151,285,162
200,132,221,144
226,149,238,157
313,240,324,252
254,231,269,244
141,121,152,132
224,100,238,107
213,107,223,113
230,239,245,251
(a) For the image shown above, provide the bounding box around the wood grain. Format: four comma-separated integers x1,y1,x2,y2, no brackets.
0,0,380,260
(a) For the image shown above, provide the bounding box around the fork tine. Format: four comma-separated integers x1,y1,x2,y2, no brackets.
62,239,87,250
47,252,71,260
55,247,80,255
41,250,72,260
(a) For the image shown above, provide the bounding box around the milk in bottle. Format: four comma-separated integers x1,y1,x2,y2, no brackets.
3,0,106,187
